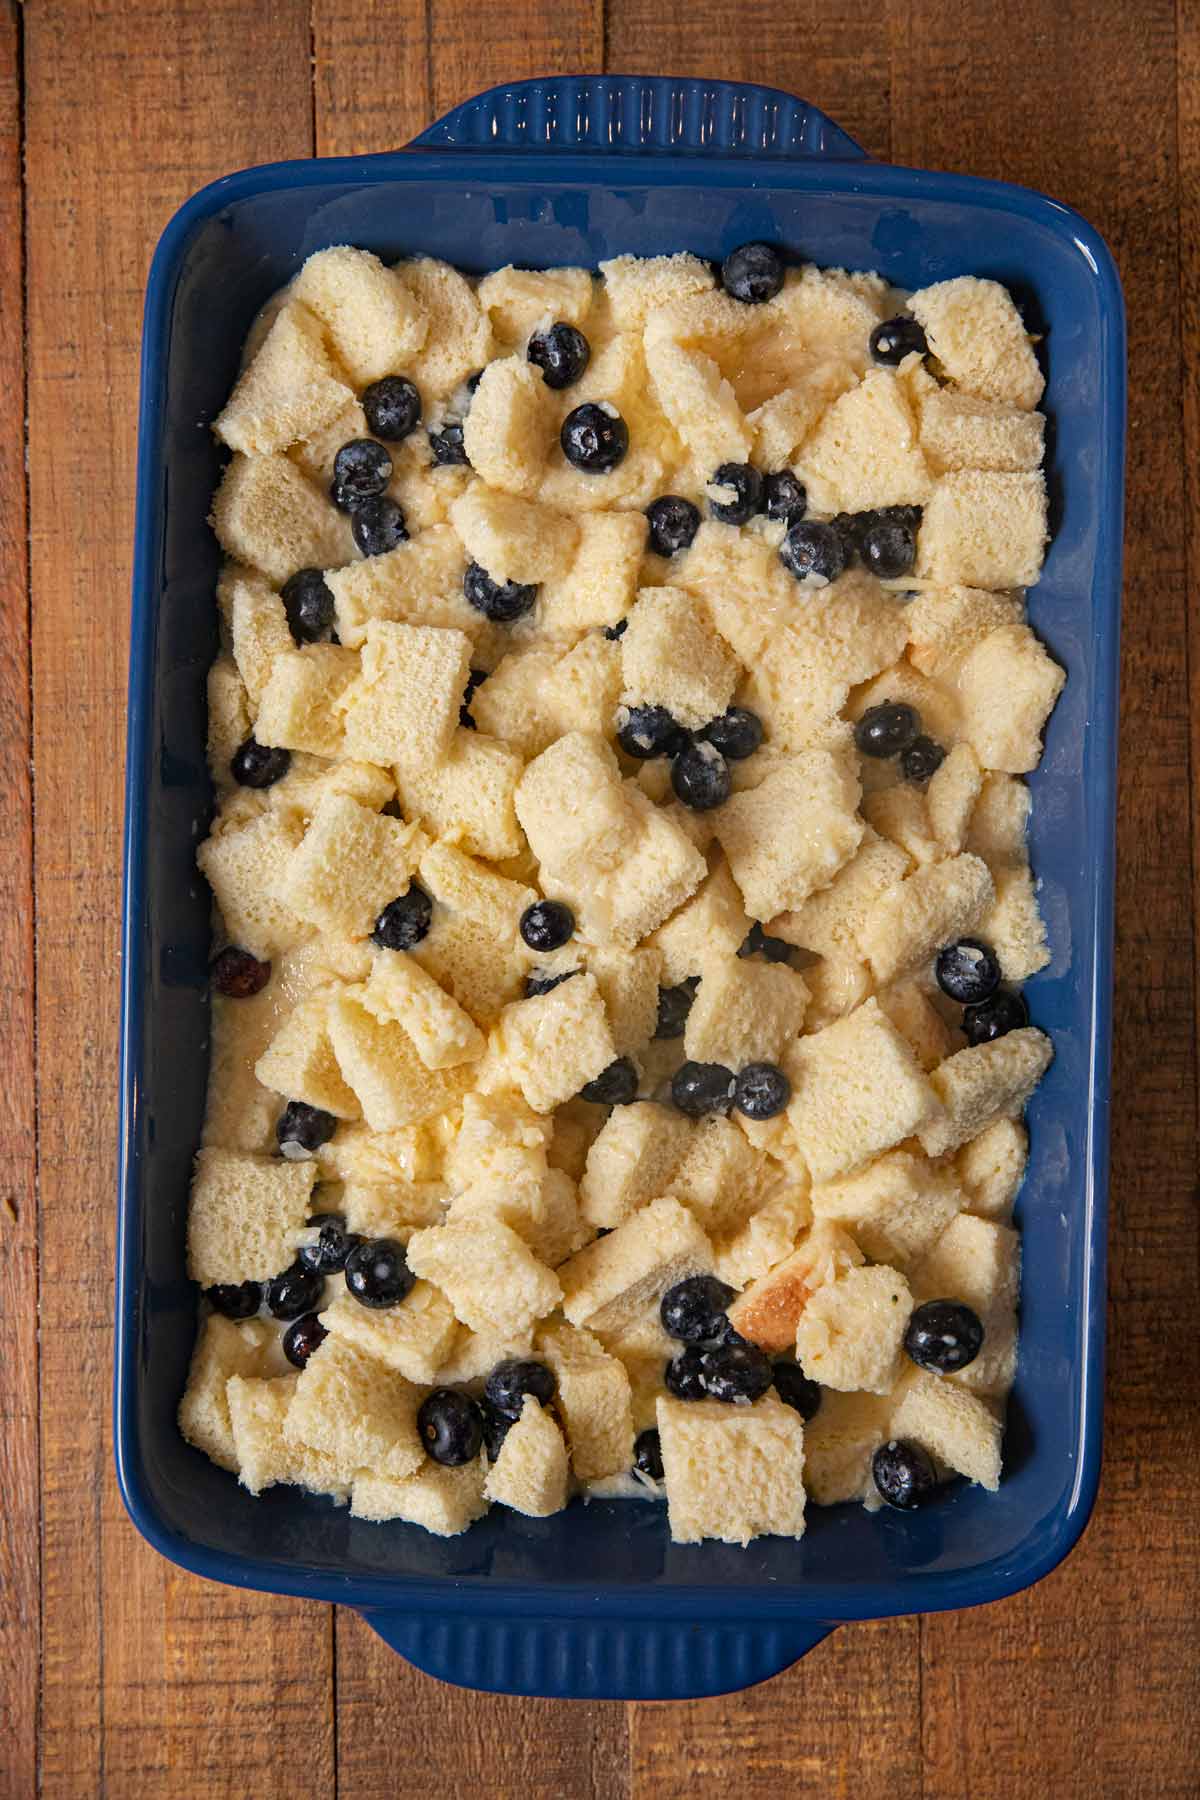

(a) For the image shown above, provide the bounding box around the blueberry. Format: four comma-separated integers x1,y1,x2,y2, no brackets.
362,375,422,442
700,707,762,761
780,519,846,588
206,1280,262,1319
616,704,689,760
231,736,291,789
762,469,807,524
350,494,408,556
645,494,701,556
671,740,731,811
699,1340,773,1404
478,1395,514,1460
418,1388,484,1466
266,1259,325,1321
633,1427,664,1481
561,402,629,473
854,701,920,759
371,884,433,951
664,1345,708,1401
869,315,929,366
297,1213,362,1276
872,1438,939,1509
721,241,785,305
463,560,537,623
276,1100,337,1160
210,946,271,998
654,978,699,1040
485,1357,557,1420
579,1058,639,1105
344,1236,415,1309
772,1361,822,1421
331,437,393,508
528,321,591,390
525,969,578,998
280,567,335,643
962,990,1030,1045
904,1299,985,1374
671,1060,735,1118
860,513,918,580
603,619,628,640
936,938,1002,1005
738,922,795,964
660,1274,736,1343
519,899,574,952
428,420,469,465
902,734,947,783
282,1311,328,1369
733,1061,791,1120
708,461,763,525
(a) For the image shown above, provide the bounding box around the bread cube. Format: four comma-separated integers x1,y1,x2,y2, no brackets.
254,645,360,758
619,587,739,730
537,509,647,638
919,388,1045,474
876,981,959,1071
207,656,252,793
405,1215,562,1337
418,840,535,939
966,772,1032,864
801,1389,891,1506
411,910,527,1026
799,954,873,1031
397,729,524,862
667,521,796,663
254,995,360,1118
588,943,662,1058
747,357,857,466
908,276,1044,409
918,1027,1053,1157
772,828,910,960
447,1159,584,1270
541,634,624,742
887,1369,1002,1489
283,1334,425,1481
647,339,752,469
957,1118,1028,1222
598,786,711,947
462,355,558,496
794,1263,913,1394
215,299,354,456
486,971,616,1114
468,647,560,758
768,263,888,368
324,524,470,650
579,1102,693,1230
786,998,944,1183
210,453,351,585
293,245,427,384
226,1373,349,1500
186,1147,313,1287
860,784,941,868
363,950,485,1069
271,756,395,825
915,1211,1020,1396
478,263,594,341
198,807,310,960
599,252,714,329
681,956,808,1073
339,1179,448,1241
957,623,1065,773
449,484,578,586
201,987,288,1156
178,1315,274,1471
657,1393,806,1545
290,395,370,487
224,566,293,707
649,858,750,984
537,439,666,515
351,1458,488,1535
980,860,1051,980
711,1182,813,1289
515,731,635,877
795,370,931,514
811,1148,964,1272
916,471,1048,590
926,743,984,853
484,1394,570,1517
668,1115,770,1236
433,1323,534,1386
535,1320,634,1480
444,1089,550,1191
326,987,470,1130
860,853,995,987
338,619,471,771
548,1096,606,1182
715,752,864,920
397,256,494,396
558,1194,711,1335
273,793,425,939
321,1280,458,1383
726,1220,863,1351
905,584,1026,684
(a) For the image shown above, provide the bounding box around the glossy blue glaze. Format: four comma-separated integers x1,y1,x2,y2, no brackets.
118,76,1124,1701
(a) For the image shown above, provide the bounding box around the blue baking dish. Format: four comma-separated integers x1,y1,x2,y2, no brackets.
117,75,1124,1701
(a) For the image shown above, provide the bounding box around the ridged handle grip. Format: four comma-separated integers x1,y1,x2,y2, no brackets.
410,75,866,160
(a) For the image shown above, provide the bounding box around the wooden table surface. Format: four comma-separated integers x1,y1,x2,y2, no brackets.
2,0,1197,1793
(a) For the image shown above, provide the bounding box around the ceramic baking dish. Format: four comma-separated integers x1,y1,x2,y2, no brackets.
117,75,1125,1701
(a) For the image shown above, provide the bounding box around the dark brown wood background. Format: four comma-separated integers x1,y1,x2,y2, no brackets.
1,0,1197,1793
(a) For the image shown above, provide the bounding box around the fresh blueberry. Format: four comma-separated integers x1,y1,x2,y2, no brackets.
904,1299,985,1374
485,1357,557,1420
737,922,795,964
828,512,862,568
331,437,392,508
664,1345,708,1401
525,969,578,998
362,375,422,442
901,734,947,783
519,899,574,952
528,321,591,390
266,1259,325,1321
936,938,1002,1006
350,494,408,556
297,1213,362,1276
660,1274,736,1343
418,1388,484,1466
645,494,701,556
344,1236,414,1309
231,736,291,789
616,704,689,760
580,1058,639,1105
206,1280,262,1319
699,1340,773,1404
282,1311,328,1369
428,420,469,465
721,241,785,305
603,619,628,640
854,701,920,759
859,513,918,580
872,1438,939,1509
463,560,537,623
654,977,699,1040
561,402,629,473
478,1395,514,1461
772,1361,822,1421
633,1427,664,1481
700,707,763,761
671,1060,735,1118
762,469,807,524
280,567,335,643
733,1062,791,1120
962,990,1030,1046
210,946,271,998
780,519,846,588
671,740,731,811
276,1100,337,1160
371,884,433,951
869,315,929,366
708,461,763,526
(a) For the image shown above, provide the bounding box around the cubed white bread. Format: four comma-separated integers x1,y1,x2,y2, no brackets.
254,645,360,758
876,981,960,1071
178,1315,274,1472
799,954,874,1031
323,1115,451,1185
215,299,354,456
642,285,751,358
794,1263,913,1394
198,807,311,960
290,395,370,486
768,263,888,367
863,851,996,986
433,1323,533,1386
350,1458,489,1535
321,1280,459,1383
273,793,426,939
548,1096,606,1182
324,525,471,650
411,909,527,1026
558,1193,711,1335
449,483,578,586
254,994,361,1118
647,339,752,468
225,566,293,706
917,1027,1053,1157
657,1393,807,1545
202,988,288,1155
338,619,471,771
397,730,524,862
594,785,709,946
847,662,963,750
956,623,1065,774
919,388,1045,474
668,520,798,665
683,956,808,1068
599,252,714,329
726,1220,863,1352
620,586,740,730
535,1320,634,1480
810,1148,964,1272
363,950,485,1069
980,860,1051,980
448,1164,585,1270
711,1182,813,1290
966,772,1032,864
396,256,494,396
339,1179,448,1240
537,509,647,637
747,358,856,467
795,369,931,514
769,828,910,960
468,647,561,758
405,1215,562,1337
537,441,666,516
587,943,662,1058
226,1373,349,1500
463,355,559,496
326,987,471,1130
957,1117,1029,1222
418,839,535,938
801,1389,891,1506
887,1369,1003,1489
904,583,1026,683
669,1114,775,1236
270,756,395,825
484,1394,570,1517
283,1333,425,1481
579,1102,694,1230
207,655,252,792
861,784,942,868
715,751,864,920
925,742,984,853
486,972,616,1114
908,276,1044,409
210,453,352,585
386,432,475,533
916,471,1048,590
293,245,428,383
444,1088,552,1191
477,263,594,341
186,1147,314,1286
515,731,635,873
914,1212,1020,1397
649,858,750,984
540,634,624,743
786,998,944,1183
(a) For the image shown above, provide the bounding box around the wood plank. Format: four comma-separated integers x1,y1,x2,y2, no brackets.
24,3,334,1794
427,0,604,120
893,2,1200,1796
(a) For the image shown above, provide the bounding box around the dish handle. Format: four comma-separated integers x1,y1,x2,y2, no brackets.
358,1608,835,1700
410,75,865,161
